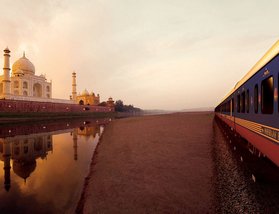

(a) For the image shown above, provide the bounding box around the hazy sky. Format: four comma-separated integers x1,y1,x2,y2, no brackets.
0,0,279,110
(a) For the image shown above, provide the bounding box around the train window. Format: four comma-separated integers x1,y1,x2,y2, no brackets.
226,102,228,112
246,90,249,113
225,102,227,112
241,91,245,113
232,98,234,113
237,94,240,113
225,102,226,112
226,103,227,112
240,94,243,112
254,85,258,113
261,76,274,114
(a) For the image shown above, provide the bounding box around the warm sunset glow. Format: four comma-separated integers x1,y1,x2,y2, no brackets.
0,0,279,110
0,121,103,213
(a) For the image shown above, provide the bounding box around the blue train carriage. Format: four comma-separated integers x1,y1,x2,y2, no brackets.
215,40,279,166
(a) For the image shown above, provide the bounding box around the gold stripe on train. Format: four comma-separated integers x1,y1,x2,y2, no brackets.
218,113,279,144
236,117,279,143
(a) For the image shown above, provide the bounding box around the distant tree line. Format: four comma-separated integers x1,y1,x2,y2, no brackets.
114,100,142,112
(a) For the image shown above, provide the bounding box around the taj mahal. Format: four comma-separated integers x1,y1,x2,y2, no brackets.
0,48,52,100
0,47,112,106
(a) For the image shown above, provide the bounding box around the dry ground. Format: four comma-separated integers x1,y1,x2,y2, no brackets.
80,112,215,213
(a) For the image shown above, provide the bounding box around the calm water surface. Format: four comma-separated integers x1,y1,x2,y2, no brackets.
0,118,110,214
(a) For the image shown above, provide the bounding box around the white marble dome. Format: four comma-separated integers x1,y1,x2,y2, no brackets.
82,89,89,96
12,53,35,75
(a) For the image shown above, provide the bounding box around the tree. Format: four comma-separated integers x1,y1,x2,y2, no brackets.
114,99,142,113
115,100,124,112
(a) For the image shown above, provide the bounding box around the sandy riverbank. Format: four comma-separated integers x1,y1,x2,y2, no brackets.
77,112,215,213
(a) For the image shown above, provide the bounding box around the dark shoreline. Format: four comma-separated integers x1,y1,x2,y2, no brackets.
0,112,116,124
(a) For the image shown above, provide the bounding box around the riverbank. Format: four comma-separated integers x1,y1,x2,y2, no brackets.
0,112,115,124
77,112,215,213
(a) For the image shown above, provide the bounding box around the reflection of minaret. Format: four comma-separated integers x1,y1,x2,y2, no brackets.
72,71,77,101
73,130,78,161
3,141,11,191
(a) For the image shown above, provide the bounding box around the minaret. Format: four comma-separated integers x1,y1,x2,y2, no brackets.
2,47,11,97
72,71,77,101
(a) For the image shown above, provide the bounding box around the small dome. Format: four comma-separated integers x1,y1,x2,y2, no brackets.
12,52,35,75
82,89,89,96
4,47,10,53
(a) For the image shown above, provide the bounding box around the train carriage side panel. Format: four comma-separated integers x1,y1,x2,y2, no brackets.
215,42,279,166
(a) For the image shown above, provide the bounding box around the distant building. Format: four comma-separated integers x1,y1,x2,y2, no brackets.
0,47,113,107
107,97,115,108
0,48,52,100
76,89,100,105
71,71,100,105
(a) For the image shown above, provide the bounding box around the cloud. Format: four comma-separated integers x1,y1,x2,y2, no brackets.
1,0,279,110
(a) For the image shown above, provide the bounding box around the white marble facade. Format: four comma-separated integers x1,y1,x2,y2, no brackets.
0,48,52,100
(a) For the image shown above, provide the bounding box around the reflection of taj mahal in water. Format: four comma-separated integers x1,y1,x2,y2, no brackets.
0,125,100,191
0,134,53,191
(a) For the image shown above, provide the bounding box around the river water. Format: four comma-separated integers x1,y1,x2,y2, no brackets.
0,118,110,214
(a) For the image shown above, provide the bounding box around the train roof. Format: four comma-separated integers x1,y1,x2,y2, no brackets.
218,40,279,105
